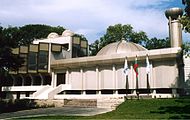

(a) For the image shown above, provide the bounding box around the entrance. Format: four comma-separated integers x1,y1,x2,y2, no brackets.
57,73,66,86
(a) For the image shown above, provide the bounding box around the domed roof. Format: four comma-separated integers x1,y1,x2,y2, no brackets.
165,7,183,20
96,40,147,56
62,29,74,37
47,32,59,39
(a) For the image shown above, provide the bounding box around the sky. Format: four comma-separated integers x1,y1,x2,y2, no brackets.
0,0,189,43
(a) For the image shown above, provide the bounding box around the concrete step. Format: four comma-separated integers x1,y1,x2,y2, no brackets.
97,97,125,109
64,99,97,108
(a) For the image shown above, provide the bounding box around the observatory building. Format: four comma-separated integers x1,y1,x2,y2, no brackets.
1,8,187,103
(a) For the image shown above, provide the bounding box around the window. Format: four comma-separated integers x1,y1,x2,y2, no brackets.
28,52,38,72
57,73,66,86
19,53,27,73
38,51,48,72
72,44,80,58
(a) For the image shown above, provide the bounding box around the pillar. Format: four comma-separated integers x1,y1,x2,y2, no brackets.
81,68,85,95
96,66,101,94
165,7,183,48
113,64,118,94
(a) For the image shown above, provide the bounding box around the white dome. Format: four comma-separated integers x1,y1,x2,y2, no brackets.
47,32,59,39
62,29,74,37
96,40,147,56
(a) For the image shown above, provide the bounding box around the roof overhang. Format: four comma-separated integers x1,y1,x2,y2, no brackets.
51,47,182,69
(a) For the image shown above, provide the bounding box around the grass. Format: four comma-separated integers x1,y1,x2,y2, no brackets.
18,97,190,119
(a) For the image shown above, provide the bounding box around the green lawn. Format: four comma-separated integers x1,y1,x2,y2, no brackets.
18,97,190,119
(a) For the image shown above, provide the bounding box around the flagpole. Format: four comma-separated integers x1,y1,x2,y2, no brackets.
126,73,128,98
123,57,129,99
136,74,139,100
134,55,139,100
146,54,150,95
147,72,149,94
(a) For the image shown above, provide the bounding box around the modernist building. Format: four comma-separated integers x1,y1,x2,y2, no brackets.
1,8,188,100
2,30,88,99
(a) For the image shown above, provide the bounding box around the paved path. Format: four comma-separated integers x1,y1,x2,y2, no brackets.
0,107,112,119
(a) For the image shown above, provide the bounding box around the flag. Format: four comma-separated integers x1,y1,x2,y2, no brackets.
146,55,150,74
133,56,138,77
123,57,129,76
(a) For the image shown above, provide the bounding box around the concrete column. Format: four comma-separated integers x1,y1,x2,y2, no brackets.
48,43,51,73
96,66,101,94
113,64,118,94
51,71,56,88
165,8,183,48
170,20,182,47
29,74,34,86
11,75,15,86
20,75,24,86
66,69,69,84
81,68,85,93
69,37,73,58
39,73,44,86
149,63,153,88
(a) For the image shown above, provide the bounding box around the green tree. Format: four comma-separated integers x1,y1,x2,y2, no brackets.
18,24,66,45
1,24,66,46
182,42,190,57
0,26,23,99
89,24,171,56
89,40,100,56
181,0,190,33
89,24,148,55
144,37,170,50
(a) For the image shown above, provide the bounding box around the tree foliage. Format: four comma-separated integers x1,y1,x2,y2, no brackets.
6,24,66,46
0,26,23,98
182,42,190,57
181,0,190,33
0,26,23,71
89,24,170,56
144,37,170,50
89,24,148,55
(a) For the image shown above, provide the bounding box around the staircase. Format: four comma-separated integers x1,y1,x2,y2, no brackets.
48,84,71,99
33,85,53,99
64,99,97,108
63,96,125,109
32,84,71,99
97,96,125,109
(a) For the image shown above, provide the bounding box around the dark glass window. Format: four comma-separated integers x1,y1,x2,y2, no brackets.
43,75,51,85
28,52,38,72
57,73,66,86
81,48,87,56
62,43,69,50
72,44,80,58
38,51,48,72
19,53,27,73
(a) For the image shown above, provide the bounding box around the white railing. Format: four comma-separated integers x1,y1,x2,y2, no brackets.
33,85,52,98
48,84,71,99
2,86,45,92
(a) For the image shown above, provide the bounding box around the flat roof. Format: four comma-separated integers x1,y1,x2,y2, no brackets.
51,47,181,69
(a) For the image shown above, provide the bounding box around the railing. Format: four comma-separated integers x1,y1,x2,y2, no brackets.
33,85,51,98
2,86,45,92
48,84,71,99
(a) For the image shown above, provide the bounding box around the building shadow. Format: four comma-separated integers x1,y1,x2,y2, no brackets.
184,73,190,95
150,98,190,119
0,99,38,114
